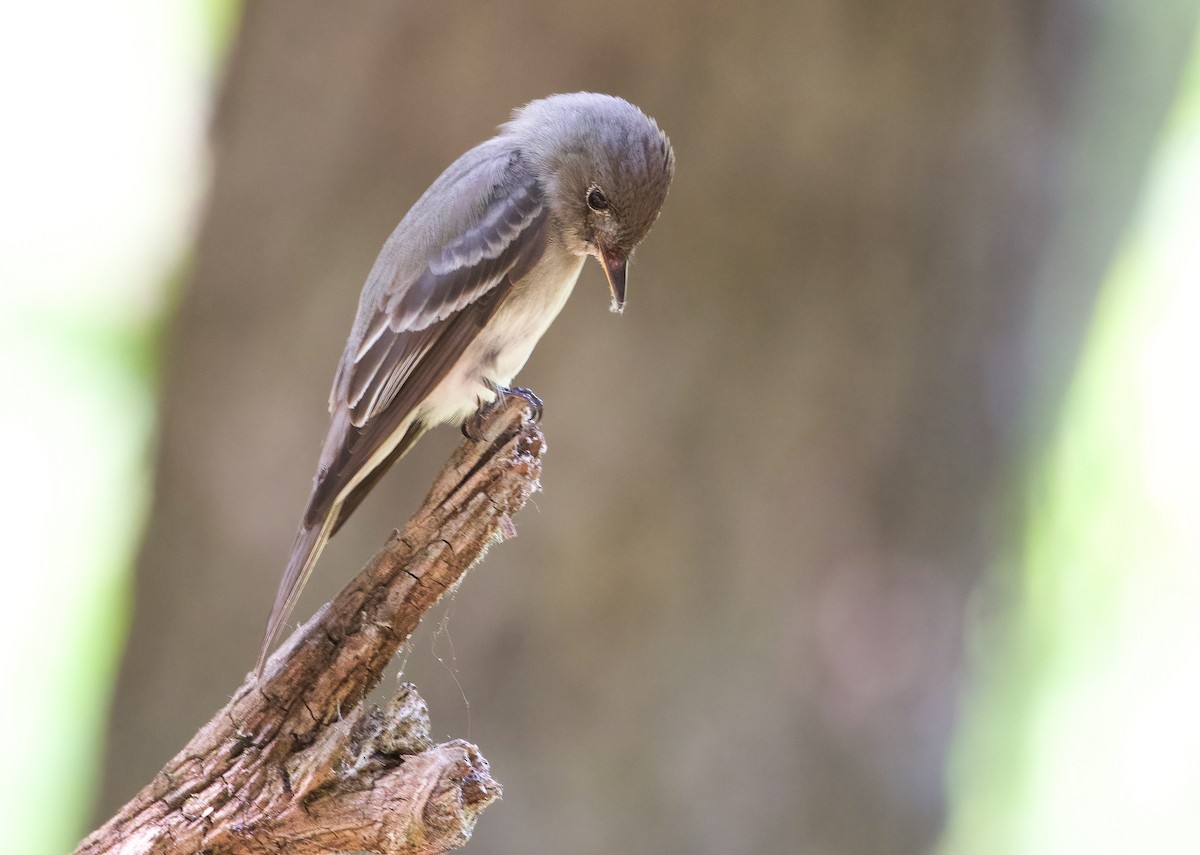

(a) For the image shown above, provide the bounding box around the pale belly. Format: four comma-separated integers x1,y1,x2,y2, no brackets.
417,253,586,425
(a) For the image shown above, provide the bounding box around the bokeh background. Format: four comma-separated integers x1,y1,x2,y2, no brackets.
3,2,1200,854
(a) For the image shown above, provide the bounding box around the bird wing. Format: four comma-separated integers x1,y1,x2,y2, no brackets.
348,166,547,424
305,155,549,527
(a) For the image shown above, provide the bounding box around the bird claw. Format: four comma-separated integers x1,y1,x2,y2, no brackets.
463,383,543,439
463,386,544,441
461,414,485,441
503,386,544,422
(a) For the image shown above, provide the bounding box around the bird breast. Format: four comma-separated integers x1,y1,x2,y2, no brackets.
419,251,586,426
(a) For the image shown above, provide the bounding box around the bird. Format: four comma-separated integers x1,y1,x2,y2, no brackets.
256,93,675,675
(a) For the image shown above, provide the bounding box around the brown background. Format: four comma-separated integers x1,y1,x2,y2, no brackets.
98,2,1198,853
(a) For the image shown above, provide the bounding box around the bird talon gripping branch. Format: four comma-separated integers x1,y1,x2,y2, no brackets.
502,387,544,422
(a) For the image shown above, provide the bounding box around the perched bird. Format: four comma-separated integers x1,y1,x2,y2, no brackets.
256,93,675,675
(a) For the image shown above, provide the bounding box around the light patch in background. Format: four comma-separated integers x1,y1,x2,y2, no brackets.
0,2,231,852
940,27,1200,855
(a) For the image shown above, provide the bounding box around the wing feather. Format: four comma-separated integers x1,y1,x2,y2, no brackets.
302,158,549,527
349,170,545,424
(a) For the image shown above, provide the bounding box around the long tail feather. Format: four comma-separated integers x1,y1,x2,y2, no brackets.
255,508,338,678
255,416,427,678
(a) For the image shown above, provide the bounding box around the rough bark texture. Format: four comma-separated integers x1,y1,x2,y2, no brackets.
99,2,1200,854
79,398,541,854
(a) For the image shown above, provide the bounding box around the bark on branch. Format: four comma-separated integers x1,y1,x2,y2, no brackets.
76,397,544,855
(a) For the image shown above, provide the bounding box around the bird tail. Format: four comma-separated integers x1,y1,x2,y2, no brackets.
253,415,427,679
255,508,338,678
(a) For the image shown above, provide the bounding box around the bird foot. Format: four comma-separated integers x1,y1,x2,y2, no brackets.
461,410,487,441
462,383,544,439
502,386,544,422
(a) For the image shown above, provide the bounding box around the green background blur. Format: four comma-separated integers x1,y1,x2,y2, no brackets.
2,3,1199,854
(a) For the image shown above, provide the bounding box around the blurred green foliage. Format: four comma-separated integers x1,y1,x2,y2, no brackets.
0,3,237,853
941,26,1200,855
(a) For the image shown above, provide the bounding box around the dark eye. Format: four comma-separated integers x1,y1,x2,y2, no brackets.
586,187,609,211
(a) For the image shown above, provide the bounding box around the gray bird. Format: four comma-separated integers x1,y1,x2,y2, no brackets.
257,93,675,675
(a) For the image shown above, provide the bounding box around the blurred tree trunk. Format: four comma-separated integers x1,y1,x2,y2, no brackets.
99,1,1198,854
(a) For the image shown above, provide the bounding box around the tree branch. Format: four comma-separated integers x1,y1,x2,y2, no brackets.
76,397,543,855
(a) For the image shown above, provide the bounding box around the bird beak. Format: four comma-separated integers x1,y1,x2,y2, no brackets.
596,243,628,314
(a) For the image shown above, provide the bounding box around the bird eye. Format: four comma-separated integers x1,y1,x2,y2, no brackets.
586,187,609,211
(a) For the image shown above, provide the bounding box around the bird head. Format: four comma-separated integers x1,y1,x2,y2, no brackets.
508,93,675,312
